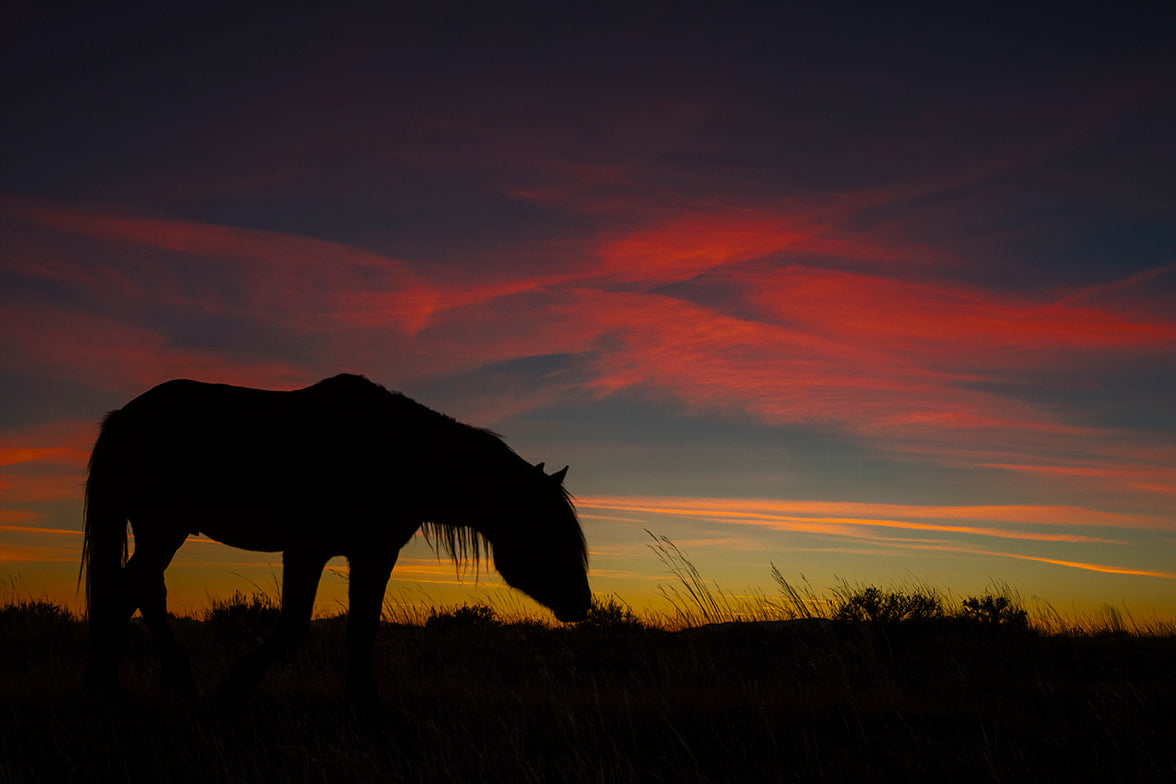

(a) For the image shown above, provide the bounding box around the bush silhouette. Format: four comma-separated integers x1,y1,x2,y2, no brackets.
833,586,945,623
425,603,501,631
960,594,1029,628
577,597,645,631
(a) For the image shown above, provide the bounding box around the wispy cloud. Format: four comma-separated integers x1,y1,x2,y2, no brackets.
579,495,1168,539
876,539,1176,581
3,192,1174,525
1000,553,1176,580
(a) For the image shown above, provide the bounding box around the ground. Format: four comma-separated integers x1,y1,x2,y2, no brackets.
1,601,1173,782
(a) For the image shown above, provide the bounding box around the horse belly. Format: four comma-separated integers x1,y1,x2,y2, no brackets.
194,520,289,552
129,464,315,553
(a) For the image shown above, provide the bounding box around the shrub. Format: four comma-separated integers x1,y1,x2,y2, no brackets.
425,603,501,631
833,586,945,623
577,597,645,631
959,593,1029,629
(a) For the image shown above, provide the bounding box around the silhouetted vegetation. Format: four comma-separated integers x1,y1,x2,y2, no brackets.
0,595,75,629
201,589,282,637
576,596,646,631
832,585,946,623
2,570,1173,783
960,592,1031,629
424,602,502,631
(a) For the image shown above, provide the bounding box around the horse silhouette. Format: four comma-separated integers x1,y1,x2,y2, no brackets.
80,374,590,707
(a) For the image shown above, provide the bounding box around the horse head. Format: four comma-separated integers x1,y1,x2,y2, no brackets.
491,463,590,623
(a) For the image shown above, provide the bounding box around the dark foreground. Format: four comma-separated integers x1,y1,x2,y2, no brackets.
2,607,1173,783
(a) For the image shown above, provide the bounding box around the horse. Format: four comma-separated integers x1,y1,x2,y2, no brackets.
80,374,590,707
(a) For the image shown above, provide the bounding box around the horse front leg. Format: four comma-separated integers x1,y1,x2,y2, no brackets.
217,546,328,705
345,550,396,712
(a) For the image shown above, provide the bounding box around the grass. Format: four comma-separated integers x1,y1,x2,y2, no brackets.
1,550,1174,782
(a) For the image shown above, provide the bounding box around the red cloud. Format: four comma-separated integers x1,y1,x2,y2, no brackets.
4,196,1173,470
0,301,307,394
3,197,435,334
747,265,1176,359
594,208,951,283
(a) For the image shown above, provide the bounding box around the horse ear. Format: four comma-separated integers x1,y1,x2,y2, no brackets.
550,465,568,484
534,462,546,474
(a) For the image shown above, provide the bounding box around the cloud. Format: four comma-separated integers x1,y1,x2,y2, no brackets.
594,208,952,284
3,195,1173,498
981,462,1176,496
578,493,1166,531
1000,552,1176,580
579,495,1170,537
0,301,307,394
879,539,1176,581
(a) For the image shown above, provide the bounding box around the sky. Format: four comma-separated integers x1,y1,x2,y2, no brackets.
2,3,1174,621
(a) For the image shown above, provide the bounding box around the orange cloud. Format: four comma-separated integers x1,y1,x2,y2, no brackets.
579,495,1169,535
0,421,94,468
0,524,80,536
1001,553,1176,580
0,447,86,467
0,542,78,563
870,539,1176,580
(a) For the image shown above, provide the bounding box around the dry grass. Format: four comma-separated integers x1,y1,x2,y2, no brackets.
1,550,1174,782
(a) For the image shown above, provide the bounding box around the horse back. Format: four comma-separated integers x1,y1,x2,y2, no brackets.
103,376,407,549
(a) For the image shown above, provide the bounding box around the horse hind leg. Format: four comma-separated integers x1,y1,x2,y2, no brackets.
84,567,131,697
120,527,196,697
217,546,328,705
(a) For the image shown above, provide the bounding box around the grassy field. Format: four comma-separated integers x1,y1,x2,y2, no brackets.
2,576,1174,784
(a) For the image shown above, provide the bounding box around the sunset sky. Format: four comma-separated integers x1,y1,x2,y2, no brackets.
2,4,1174,620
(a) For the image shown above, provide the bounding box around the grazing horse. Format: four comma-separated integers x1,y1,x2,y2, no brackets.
80,374,590,706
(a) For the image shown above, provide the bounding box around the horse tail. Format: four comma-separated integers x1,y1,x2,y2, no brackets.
80,410,129,628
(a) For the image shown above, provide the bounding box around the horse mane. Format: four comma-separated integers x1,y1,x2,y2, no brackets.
415,421,512,575
316,374,582,575
418,520,493,574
